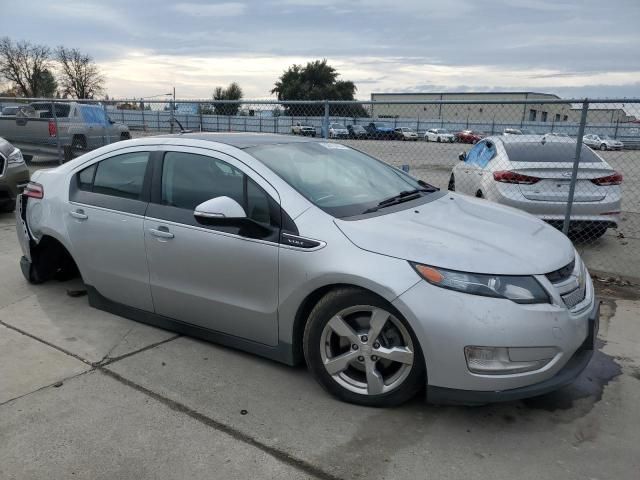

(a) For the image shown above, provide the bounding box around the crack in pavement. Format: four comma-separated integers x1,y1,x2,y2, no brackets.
0,320,339,479
100,368,341,480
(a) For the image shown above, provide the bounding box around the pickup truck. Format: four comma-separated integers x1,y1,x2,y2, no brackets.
0,102,130,160
291,122,316,137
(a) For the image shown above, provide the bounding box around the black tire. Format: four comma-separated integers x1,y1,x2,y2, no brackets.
448,174,455,192
599,143,607,151
120,132,131,141
303,287,425,407
437,137,441,143
476,190,484,198
71,135,87,157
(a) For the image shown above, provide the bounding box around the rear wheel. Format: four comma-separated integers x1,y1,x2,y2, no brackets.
476,190,484,198
304,288,425,407
71,135,87,158
437,137,441,143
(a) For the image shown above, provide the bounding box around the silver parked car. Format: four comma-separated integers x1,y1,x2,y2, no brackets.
17,133,598,406
583,134,624,151
449,135,622,239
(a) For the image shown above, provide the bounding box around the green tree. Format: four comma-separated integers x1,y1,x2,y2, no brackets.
0,37,52,97
33,68,58,97
213,82,243,115
271,59,367,117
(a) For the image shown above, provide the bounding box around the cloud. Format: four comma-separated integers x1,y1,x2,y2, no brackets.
173,2,247,17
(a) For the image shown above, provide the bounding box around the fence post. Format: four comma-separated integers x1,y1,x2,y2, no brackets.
322,100,329,139
169,101,174,133
274,116,278,134
157,110,160,130
614,118,619,139
51,100,62,164
103,103,111,144
562,99,589,235
199,106,203,132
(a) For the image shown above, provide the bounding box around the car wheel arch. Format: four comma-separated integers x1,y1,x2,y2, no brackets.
290,283,402,366
28,234,82,283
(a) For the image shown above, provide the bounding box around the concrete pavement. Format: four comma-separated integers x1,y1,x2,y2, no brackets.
1,210,639,480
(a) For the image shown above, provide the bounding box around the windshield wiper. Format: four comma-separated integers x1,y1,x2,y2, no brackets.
362,188,434,214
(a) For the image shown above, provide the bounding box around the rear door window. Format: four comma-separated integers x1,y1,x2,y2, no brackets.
90,152,150,199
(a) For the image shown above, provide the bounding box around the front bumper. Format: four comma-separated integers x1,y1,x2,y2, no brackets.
392,274,597,403
427,300,599,404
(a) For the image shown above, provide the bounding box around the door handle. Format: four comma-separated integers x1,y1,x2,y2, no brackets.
69,209,88,220
149,226,174,239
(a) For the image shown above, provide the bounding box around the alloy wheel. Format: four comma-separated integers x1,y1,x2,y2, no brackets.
319,305,414,395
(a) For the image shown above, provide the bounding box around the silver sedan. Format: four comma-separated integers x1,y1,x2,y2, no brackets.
17,133,598,406
449,135,622,239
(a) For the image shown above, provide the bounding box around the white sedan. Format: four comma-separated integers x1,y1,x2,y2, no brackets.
583,134,624,151
449,135,622,240
424,128,455,143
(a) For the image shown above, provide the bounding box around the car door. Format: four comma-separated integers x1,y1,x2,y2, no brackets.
65,148,154,311
143,148,281,346
455,142,484,194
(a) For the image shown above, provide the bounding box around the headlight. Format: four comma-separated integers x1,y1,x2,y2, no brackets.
7,148,24,165
411,263,549,304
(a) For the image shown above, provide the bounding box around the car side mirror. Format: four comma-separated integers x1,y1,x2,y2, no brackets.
458,152,466,161
194,196,246,223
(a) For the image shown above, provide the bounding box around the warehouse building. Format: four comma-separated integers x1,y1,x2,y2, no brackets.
370,91,573,125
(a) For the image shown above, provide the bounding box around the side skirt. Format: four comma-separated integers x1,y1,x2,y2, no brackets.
86,285,296,366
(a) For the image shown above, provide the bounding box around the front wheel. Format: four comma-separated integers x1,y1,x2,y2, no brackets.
304,288,425,407
448,174,455,191
599,143,607,151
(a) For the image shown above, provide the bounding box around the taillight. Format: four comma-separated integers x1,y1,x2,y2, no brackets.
493,171,540,185
24,182,44,199
591,171,623,186
48,120,57,137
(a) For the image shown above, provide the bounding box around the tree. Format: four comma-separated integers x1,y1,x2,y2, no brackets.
213,82,243,115
271,59,367,117
56,46,104,99
33,69,58,97
0,37,52,97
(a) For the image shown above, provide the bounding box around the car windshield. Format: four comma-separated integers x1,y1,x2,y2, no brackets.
247,142,430,218
600,135,613,140
437,129,450,134
503,142,602,163
374,122,390,128
331,124,346,129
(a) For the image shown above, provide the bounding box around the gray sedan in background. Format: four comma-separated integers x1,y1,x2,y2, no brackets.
16,133,598,407
449,135,622,239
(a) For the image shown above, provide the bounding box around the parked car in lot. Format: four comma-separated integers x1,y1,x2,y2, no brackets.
425,128,455,143
365,122,395,139
0,102,130,155
394,127,418,141
455,130,484,144
503,128,523,136
17,133,598,407
0,137,29,212
347,124,368,139
448,135,621,239
291,122,316,137
583,134,624,151
328,123,349,139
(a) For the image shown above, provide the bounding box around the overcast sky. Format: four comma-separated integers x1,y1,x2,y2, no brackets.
3,0,639,99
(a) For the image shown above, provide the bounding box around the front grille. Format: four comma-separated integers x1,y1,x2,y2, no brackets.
546,259,575,283
561,281,587,309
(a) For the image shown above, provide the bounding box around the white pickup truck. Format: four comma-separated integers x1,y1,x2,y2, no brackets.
0,102,130,160
291,122,316,137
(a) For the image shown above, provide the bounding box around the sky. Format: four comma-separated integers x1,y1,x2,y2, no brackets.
2,0,639,100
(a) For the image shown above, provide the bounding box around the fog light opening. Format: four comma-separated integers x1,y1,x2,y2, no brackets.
464,346,551,375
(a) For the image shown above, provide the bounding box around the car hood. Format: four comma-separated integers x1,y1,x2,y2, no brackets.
334,193,574,275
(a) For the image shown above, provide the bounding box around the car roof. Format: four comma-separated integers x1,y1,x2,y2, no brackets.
156,132,323,149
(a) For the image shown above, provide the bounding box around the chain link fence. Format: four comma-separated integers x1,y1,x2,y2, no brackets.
1,96,639,279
